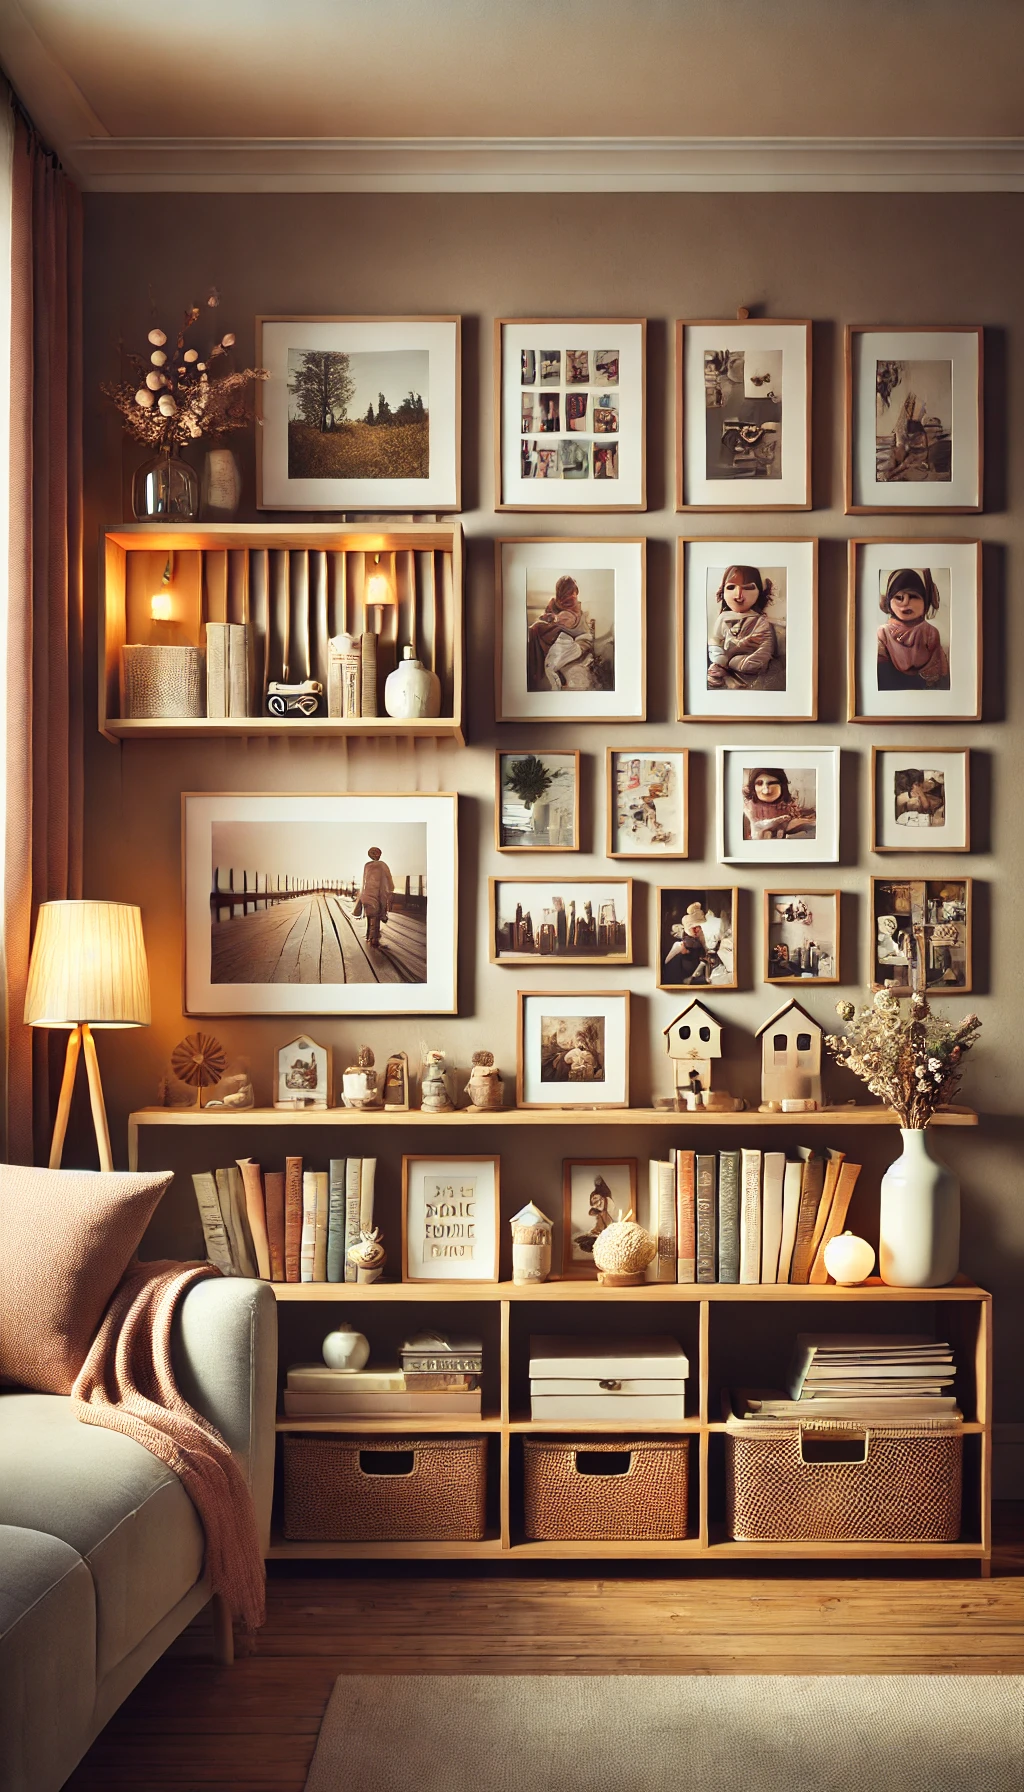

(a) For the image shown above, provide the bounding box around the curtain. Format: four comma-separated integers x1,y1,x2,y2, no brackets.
2,90,83,1164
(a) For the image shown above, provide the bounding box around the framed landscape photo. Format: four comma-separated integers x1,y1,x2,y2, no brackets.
718,747,840,865
496,538,646,722
763,890,840,985
657,886,739,990
517,989,630,1109
490,877,632,966
871,876,972,994
402,1156,500,1282
845,326,982,514
495,319,646,511
607,747,688,858
676,318,811,511
182,790,458,1015
495,749,580,852
871,747,971,852
561,1157,638,1279
847,539,981,723
678,537,817,721
274,1034,333,1109
256,315,460,512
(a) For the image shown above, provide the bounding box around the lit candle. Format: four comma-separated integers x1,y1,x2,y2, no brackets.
823,1231,876,1286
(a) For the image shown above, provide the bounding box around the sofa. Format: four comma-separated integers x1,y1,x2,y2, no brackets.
0,1275,277,1792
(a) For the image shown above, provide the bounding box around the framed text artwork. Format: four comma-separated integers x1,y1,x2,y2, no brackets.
495,319,646,511
496,537,646,723
676,319,812,511
717,747,840,866
845,326,983,514
871,747,971,853
402,1156,500,1282
677,537,818,722
847,540,981,723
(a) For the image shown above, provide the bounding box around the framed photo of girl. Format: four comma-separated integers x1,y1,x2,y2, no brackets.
495,750,580,852
606,748,688,858
677,538,817,722
657,886,739,990
495,319,646,512
871,747,971,853
496,538,646,723
676,318,812,511
845,326,983,515
763,890,840,985
561,1158,638,1279
717,748,840,865
847,540,981,724
516,989,630,1109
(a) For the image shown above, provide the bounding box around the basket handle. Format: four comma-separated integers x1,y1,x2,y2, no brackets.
358,1448,416,1478
574,1449,632,1478
798,1427,870,1466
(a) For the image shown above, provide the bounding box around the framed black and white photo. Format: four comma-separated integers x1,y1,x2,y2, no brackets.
657,886,739,990
495,319,645,511
606,748,688,858
402,1156,500,1282
517,989,630,1109
490,877,632,966
677,537,817,721
848,540,981,723
495,750,580,852
561,1158,638,1279
182,791,458,1015
764,890,840,985
871,747,971,852
676,319,811,511
496,538,646,722
256,315,460,511
871,877,973,994
717,747,840,865
845,327,982,514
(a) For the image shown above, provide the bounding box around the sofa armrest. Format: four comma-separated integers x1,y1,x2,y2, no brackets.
170,1277,277,1551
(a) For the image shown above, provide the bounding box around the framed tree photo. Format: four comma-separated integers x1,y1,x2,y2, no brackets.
495,319,646,511
495,750,580,852
871,876,972,994
490,877,632,966
606,748,688,858
657,886,739,991
496,538,646,722
763,890,840,985
847,540,981,723
871,747,971,852
845,326,983,514
718,747,840,865
517,989,630,1109
402,1156,500,1282
677,537,817,722
676,318,811,511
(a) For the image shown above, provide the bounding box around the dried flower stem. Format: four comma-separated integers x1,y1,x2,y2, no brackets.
825,987,980,1128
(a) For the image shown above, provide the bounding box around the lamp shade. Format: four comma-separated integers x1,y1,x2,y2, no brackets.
24,901,151,1028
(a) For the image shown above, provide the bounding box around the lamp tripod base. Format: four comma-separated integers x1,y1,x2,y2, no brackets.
49,1023,114,1173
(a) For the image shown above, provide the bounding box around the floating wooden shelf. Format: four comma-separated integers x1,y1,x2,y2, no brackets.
266,1277,987,1304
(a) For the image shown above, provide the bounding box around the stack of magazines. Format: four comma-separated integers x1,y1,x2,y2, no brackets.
737,1332,959,1422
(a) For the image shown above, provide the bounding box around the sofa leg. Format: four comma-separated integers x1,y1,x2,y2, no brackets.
211,1593,235,1665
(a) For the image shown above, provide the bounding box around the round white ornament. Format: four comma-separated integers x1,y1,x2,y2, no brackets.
823,1231,876,1286
322,1323,370,1372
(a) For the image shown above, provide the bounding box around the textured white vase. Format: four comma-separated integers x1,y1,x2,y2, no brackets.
878,1127,960,1288
321,1324,370,1371
384,647,441,719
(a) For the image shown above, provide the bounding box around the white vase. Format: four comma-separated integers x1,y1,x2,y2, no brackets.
878,1127,960,1288
322,1324,370,1371
384,647,441,719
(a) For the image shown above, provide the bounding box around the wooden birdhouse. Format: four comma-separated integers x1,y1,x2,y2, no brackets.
663,1000,723,1097
756,998,823,1110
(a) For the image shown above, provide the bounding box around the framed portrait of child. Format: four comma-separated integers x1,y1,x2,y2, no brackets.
676,318,812,511
845,326,982,515
847,540,981,723
717,747,840,865
495,537,646,723
677,537,817,722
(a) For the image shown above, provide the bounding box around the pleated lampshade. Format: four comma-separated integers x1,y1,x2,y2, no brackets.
24,901,151,1028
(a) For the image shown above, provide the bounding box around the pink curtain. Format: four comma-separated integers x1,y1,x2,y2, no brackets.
4,108,83,1163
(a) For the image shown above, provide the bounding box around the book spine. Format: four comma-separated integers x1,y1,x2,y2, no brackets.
205,621,227,718
344,1157,362,1283
228,622,249,718
676,1150,696,1284
657,1159,677,1282
327,1159,347,1282
760,1151,787,1285
216,1166,256,1277
716,1149,740,1283
790,1152,825,1284
264,1170,286,1282
738,1148,762,1284
192,1171,236,1275
235,1156,271,1280
313,1170,329,1282
227,1165,258,1276
360,631,377,716
777,1160,803,1284
809,1162,863,1284
300,1170,318,1283
359,1157,377,1233
695,1154,717,1284
284,1155,303,1284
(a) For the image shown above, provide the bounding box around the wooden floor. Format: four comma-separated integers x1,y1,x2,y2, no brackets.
211,893,425,987
67,1507,1024,1792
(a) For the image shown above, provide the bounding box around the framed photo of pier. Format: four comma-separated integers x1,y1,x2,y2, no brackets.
845,326,982,514
182,791,458,1015
489,877,633,966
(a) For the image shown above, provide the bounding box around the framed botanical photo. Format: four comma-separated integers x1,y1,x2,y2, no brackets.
495,318,646,511
402,1156,500,1282
677,537,817,721
256,314,460,512
763,890,840,985
845,326,983,514
676,318,811,511
561,1157,638,1279
517,989,630,1109
182,790,458,1015
496,538,646,722
274,1034,333,1109
490,877,632,966
717,747,840,865
847,540,981,723
657,886,739,991
495,750,580,852
607,748,688,858
871,876,973,994
871,747,971,852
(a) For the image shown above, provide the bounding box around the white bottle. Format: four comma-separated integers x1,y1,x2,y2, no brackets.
384,646,441,719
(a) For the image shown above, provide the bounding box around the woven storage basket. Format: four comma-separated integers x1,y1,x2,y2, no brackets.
523,1437,689,1541
725,1417,963,1543
282,1434,488,1542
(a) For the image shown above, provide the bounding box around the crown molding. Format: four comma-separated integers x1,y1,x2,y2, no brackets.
68,134,1024,194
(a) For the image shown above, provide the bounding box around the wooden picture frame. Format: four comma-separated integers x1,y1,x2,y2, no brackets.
401,1155,500,1282
871,747,971,853
561,1158,639,1279
847,539,982,724
763,889,841,985
657,886,739,991
495,749,581,852
495,537,646,723
274,1034,333,1109
675,318,812,512
382,1051,410,1110
717,748,840,866
870,876,973,995
606,747,689,858
489,877,632,966
494,318,646,512
844,325,983,515
677,537,818,722
516,989,631,1109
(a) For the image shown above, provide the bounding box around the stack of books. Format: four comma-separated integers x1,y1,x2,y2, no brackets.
205,620,251,717
737,1332,959,1421
192,1155,376,1283
282,1363,482,1420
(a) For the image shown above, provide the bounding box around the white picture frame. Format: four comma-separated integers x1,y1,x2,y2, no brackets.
517,989,631,1109
496,537,646,723
495,319,646,511
678,537,818,722
717,747,840,865
402,1156,500,1283
846,326,982,514
871,747,971,853
848,540,981,723
677,319,812,511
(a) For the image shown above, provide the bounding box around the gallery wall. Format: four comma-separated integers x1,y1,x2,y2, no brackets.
81,191,1023,1441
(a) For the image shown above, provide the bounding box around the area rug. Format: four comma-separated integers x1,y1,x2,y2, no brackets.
304,1674,1024,1792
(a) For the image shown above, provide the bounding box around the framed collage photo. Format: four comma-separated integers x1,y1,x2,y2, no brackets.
871,877,973,995
676,319,811,511
606,748,688,858
256,315,460,512
496,538,646,722
871,747,971,852
490,877,632,967
495,749,580,852
657,886,739,991
847,539,981,723
845,326,983,514
763,890,840,985
677,537,817,722
402,1155,500,1282
718,747,840,865
517,989,630,1109
495,319,646,511
561,1158,638,1279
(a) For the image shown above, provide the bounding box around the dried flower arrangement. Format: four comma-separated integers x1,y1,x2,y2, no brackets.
102,291,267,450
825,987,981,1128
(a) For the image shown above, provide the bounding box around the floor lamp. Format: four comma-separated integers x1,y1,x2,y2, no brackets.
24,900,151,1173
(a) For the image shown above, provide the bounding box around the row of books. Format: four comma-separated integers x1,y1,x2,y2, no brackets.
737,1332,959,1421
192,1157,375,1282
205,621,251,717
648,1147,862,1285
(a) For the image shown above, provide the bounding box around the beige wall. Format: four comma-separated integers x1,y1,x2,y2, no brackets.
81,192,1023,1423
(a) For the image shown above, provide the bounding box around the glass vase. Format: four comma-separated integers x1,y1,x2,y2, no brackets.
132,449,200,521
878,1127,960,1287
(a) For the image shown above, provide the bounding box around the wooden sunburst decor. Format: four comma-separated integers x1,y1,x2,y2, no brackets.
171,1032,227,1106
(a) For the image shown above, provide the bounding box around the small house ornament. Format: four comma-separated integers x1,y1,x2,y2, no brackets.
662,1000,742,1111
510,1201,553,1285
757,998,824,1110
347,1226,386,1285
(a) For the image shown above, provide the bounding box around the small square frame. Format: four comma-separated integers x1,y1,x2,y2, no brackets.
517,989,631,1109
871,746,971,852
763,889,841,986
401,1155,500,1282
717,748,840,865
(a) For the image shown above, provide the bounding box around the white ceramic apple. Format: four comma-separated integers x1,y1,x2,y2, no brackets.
321,1323,370,1371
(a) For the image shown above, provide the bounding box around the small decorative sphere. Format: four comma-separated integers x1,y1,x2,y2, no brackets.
147,328,167,346
592,1209,657,1280
823,1231,876,1286
221,332,236,347
322,1323,370,1371
150,349,167,367
134,388,155,408
197,362,206,372
145,370,164,391
184,348,199,363
157,394,177,416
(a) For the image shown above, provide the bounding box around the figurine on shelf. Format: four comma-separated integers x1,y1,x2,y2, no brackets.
420,1046,455,1113
465,1050,504,1111
662,1000,744,1112
757,997,824,1111
591,1208,657,1287
347,1226,386,1285
204,1057,256,1110
510,1201,553,1284
341,1045,384,1110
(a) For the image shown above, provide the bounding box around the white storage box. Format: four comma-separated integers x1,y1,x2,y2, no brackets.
529,1334,689,1421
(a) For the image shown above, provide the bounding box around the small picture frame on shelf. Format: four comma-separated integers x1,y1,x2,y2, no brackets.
517,989,630,1109
382,1051,410,1110
495,749,580,852
677,537,817,722
871,747,971,852
495,537,646,723
676,318,812,511
871,876,973,994
847,539,981,723
845,326,983,514
717,747,840,866
274,1034,332,1109
490,877,632,966
561,1157,638,1279
657,886,739,990
401,1155,500,1282
764,890,840,985
606,748,688,858
495,318,646,511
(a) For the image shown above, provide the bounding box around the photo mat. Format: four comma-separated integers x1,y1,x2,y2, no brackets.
678,321,811,510
847,327,982,513
518,990,630,1108
497,320,645,510
497,538,646,722
679,537,817,720
872,748,970,852
718,747,839,864
848,540,981,722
